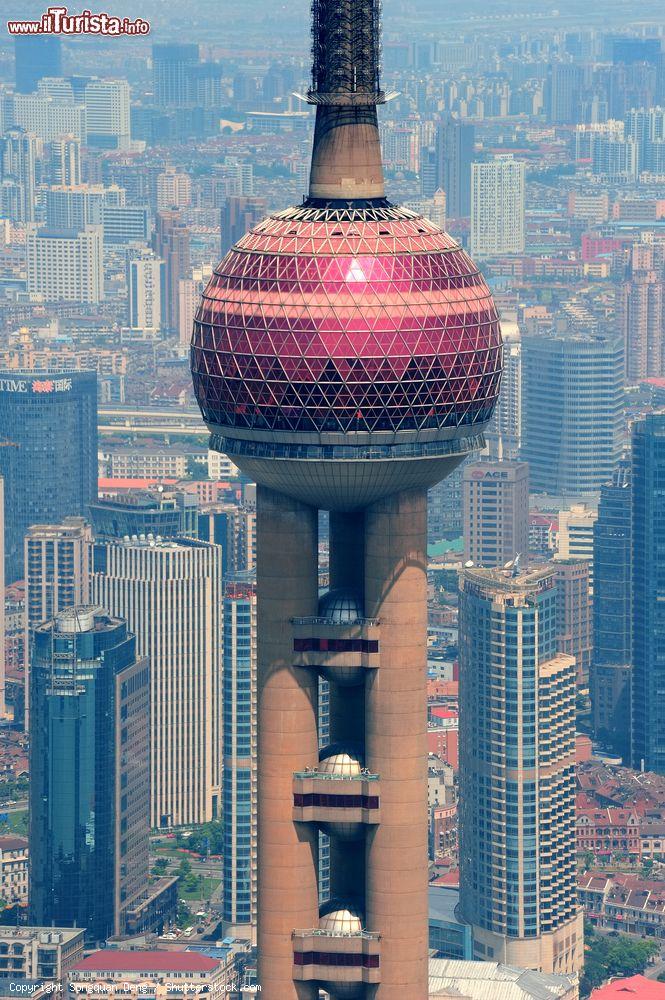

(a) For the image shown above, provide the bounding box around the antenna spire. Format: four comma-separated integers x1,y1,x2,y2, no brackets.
307,0,386,202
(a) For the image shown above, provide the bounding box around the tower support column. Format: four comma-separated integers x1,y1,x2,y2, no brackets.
256,486,320,1000
364,488,429,998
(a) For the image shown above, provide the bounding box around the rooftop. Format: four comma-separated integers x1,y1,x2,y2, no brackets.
429,959,576,1000
72,951,219,974
590,976,665,1000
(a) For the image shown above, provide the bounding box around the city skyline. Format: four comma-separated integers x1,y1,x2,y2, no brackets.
0,2,664,998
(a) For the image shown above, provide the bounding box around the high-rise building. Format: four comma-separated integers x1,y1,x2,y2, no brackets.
0,128,38,223
152,43,199,107
557,503,598,591
23,517,92,724
592,462,632,759
92,536,222,827
178,266,213,348
14,36,62,93
50,135,81,186
11,93,86,143
153,211,190,332
222,580,257,939
435,117,474,218
29,607,150,942
631,414,665,772
44,183,124,230
553,558,593,688
462,460,529,569
89,488,198,541
0,479,5,719
127,250,164,337
458,566,582,973
26,224,104,303
547,63,583,124
619,245,664,384
84,80,131,149
0,371,97,585
522,334,623,496
156,166,192,211
190,0,502,994
471,155,525,257
220,196,267,256
486,337,521,459
428,460,469,544
198,503,256,577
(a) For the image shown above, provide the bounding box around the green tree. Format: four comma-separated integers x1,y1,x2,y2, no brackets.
178,857,192,878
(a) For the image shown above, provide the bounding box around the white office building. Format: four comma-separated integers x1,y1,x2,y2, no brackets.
471,154,525,257
92,536,222,827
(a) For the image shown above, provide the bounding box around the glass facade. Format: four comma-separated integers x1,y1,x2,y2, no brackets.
29,609,148,943
222,586,256,928
0,371,97,584
593,462,632,665
632,414,665,772
522,334,623,496
191,205,502,439
459,568,578,952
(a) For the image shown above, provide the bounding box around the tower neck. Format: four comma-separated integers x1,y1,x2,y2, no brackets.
307,0,386,202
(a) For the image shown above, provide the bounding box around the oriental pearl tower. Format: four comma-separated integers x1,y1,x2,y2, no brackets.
191,2,502,996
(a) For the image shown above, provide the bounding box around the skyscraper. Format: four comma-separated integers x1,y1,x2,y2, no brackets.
0,479,5,719
471,155,526,258
92,536,222,827
0,129,38,223
592,462,632,759
462,460,529,569
458,566,582,973
222,580,257,939
486,337,521,459
190,0,502,994
435,118,475,218
152,43,199,108
153,211,190,332
29,607,151,942
26,225,104,303
522,334,623,496
553,559,593,689
14,36,62,94
619,244,664,384
127,250,165,337
84,80,131,149
631,414,665,772
50,135,81,186
547,64,583,124
220,196,267,256
0,371,97,585
23,517,92,726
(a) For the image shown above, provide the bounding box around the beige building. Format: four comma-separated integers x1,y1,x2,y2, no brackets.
463,460,529,569
0,835,28,905
26,224,103,303
106,449,188,480
471,155,525,258
459,566,583,974
554,559,593,689
557,503,598,592
0,927,84,982
92,536,222,827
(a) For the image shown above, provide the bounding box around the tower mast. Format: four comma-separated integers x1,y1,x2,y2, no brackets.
307,0,386,202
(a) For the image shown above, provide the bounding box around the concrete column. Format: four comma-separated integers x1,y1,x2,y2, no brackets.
256,486,320,1000
364,489,429,999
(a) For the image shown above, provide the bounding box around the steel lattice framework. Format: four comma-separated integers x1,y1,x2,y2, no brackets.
310,0,382,102
191,205,502,438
